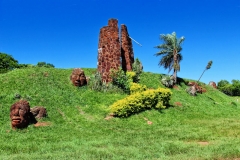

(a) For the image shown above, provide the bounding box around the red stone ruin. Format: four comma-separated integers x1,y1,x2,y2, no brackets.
97,18,134,82
121,24,134,72
208,81,217,89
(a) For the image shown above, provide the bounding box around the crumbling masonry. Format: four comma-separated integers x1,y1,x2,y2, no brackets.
97,19,134,82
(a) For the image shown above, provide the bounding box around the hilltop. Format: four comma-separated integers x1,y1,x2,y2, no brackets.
0,67,240,160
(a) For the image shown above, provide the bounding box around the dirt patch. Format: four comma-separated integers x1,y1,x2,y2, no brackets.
197,141,209,146
105,114,114,120
174,102,182,107
34,122,51,127
76,106,85,115
173,85,179,90
144,117,153,125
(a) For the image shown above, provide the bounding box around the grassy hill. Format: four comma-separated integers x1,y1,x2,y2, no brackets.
0,67,240,160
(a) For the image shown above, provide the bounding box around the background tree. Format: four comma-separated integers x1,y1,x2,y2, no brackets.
132,58,143,83
232,80,240,96
0,52,19,73
217,80,230,88
37,62,55,68
218,80,240,96
155,32,185,83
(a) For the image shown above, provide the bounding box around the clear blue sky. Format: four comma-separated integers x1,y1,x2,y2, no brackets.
1,0,240,84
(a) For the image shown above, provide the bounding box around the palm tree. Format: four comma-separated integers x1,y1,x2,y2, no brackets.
197,60,213,83
187,60,213,96
155,32,185,83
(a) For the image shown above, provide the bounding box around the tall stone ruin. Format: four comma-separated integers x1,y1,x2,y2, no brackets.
97,19,121,83
97,18,134,82
121,24,134,72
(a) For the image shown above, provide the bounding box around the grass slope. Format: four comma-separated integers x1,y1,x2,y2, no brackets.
0,67,240,160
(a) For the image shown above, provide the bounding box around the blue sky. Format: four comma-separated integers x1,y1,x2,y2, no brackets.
1,0,240,84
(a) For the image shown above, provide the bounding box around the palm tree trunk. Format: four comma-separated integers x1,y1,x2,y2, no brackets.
173,69,177,83
173,49,178,83
197,69,206,83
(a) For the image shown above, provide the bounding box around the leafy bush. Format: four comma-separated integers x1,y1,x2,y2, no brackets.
0,52,19,73
110,68,132,94
161,75,175,88
126,71,136,81
109,88,172,117
37,62,55,68
219,84,234,96
17,64,32,69
232,80,240,96
130,82,147,94
89,72,124,93
109,59,143,93
88,72,103,92
218,79,240,96
132,58,143,82
217,80,229,88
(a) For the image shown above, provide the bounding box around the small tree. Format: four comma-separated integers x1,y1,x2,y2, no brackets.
0,52,19,73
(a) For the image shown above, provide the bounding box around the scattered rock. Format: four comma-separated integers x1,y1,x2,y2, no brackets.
209,81,217,89
187,82,206,95
30,106,47,119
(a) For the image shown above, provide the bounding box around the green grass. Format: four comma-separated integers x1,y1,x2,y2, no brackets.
1,67,240,160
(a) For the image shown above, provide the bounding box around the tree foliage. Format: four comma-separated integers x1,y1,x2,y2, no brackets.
155,32,185,83
218,79,240,96
0,52,19,73
132,58,143,83
36,62,55,68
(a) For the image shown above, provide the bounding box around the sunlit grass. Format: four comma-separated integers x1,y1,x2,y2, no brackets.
0,67,240,159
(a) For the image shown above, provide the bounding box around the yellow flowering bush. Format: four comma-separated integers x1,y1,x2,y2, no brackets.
109,88,172,117
130,82,147,94
126,71,136,81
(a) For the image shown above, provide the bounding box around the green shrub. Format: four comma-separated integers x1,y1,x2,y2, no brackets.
130,82,147,94
88,72,103,92
217,79,240,96
109,88,172,117
89,72,124,93
36,62,55,68
219,84,234,96
132,58,143,82
110,68,132,94
161,75,175,88
0,52,19,73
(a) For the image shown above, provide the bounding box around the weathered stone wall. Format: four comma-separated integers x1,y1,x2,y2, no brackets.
121,24,134,72
97,19,121,82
